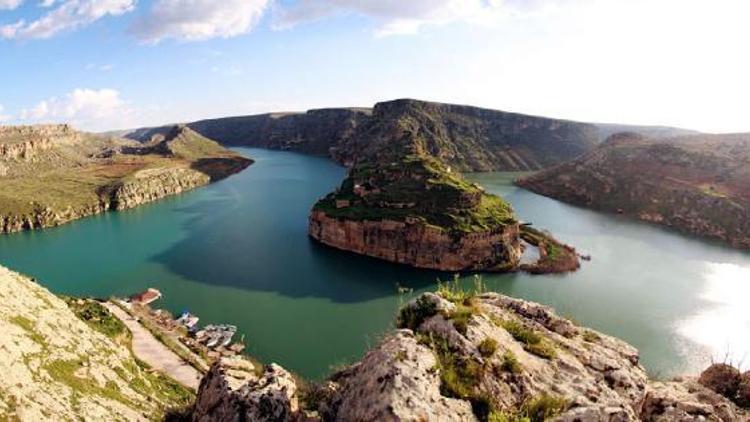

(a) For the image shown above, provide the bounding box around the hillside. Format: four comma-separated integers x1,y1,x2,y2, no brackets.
308,104,580,273
517,132,750,248
0,265,192,420
187,285,749,421
0,124,251,234
123,99,601,172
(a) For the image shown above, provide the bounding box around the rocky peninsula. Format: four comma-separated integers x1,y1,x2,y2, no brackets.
517,132,750,249
308,101,579,273
0,124,251,234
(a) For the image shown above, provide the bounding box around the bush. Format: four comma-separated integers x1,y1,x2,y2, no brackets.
699,363,741,398
737,372,750,408
63,297,128,340
396,295,438,330
478,338,498,358
500,351,522,374
449,303,478,335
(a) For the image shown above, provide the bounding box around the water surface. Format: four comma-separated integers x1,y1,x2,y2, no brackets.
0,148,747,379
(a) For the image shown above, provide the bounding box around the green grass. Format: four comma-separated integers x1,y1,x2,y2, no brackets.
313,151,516,234
488,394,569,422
63,297,128,341
478,338,498,358
9,315,45,346
396,295,438,331
500,319,556,360
582,330,601,343
499,351,522,374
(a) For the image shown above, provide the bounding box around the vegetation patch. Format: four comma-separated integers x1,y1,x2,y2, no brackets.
499,319,556,360
9,315,45,346
499,351,522,374
478,338,498,358
62,297,129,341
396,295,438,331
488,394,569,422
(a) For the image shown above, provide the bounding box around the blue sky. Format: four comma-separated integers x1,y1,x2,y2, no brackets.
1,0,749,132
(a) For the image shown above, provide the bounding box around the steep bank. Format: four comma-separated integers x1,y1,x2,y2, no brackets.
189,288,748,421
0,265,192,420
123,99,601,172
517,132,750,249
0,124,251,234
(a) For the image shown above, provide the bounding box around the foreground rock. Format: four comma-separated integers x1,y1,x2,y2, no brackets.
0,265,192,420
517,132,750,249
189,291,748,421
0,124,251,234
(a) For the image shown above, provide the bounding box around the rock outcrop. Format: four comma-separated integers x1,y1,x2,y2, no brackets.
0,265,192,420
517,132,750,249
187,291,748,421
309,210,521,272
0,124,252,235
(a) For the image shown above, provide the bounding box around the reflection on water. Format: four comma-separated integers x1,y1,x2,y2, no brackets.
678,262,750,370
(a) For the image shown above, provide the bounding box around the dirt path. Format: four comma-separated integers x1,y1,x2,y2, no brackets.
104,302,202,390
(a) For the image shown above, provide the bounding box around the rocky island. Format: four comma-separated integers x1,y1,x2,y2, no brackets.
0,124,251,234
517,132,750,249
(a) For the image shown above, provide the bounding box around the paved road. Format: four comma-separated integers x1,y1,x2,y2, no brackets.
104,302,202,390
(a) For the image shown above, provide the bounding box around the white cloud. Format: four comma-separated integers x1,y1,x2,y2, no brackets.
131,0,270,43
0,0,135,40
19,88,135,131
273,0,514,36
0,0,23,10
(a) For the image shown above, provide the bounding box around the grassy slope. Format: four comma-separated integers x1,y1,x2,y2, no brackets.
0,126,250,219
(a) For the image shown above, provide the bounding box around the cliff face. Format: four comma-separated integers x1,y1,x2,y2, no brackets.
517,133,750,249
0,124,252,235
123,99,600,172
0,265,191,420
309,210,521,272
189,291,748,421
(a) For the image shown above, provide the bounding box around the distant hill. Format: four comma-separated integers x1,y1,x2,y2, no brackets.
594,123,700,142
0,124,251,234
122,99,601,172
517,132,750,248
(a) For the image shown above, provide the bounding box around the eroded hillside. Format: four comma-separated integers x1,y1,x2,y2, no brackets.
0,266,192,420
517,132,750,248
0,124,252,234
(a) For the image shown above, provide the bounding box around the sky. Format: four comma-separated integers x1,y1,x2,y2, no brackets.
1,0,750,133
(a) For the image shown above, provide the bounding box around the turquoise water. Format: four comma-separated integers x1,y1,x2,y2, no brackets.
1,148,748,380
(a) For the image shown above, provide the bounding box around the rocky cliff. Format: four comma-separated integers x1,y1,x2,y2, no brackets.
0,265,192,420
0,124,252,234
123,99,600,172
189,289,748,421
517,132,750,249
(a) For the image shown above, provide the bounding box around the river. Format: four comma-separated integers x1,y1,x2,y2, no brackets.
0,147,747,380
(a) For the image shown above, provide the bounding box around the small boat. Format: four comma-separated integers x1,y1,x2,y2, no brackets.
176,312,200,329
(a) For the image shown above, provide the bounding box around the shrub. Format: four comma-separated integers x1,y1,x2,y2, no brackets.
582,330,600,343
699,363,741,398
449,303,478,335
396,295,438,330
478,338,498,358
737,372,750,408
437,274,485,304
500,351,522,374
432,336,483,400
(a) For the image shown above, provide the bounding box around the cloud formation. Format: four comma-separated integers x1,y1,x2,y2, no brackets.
0,0,134,40
0,0,23,10
273,0,508,36
130,0,270,43
20,88,133,131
